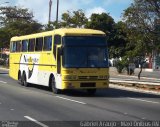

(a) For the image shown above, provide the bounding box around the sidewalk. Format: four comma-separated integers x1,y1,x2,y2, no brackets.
0,66,9,71
109,67,160,91
110,67,160,79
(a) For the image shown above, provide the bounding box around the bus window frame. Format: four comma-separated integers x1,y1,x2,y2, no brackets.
35,37,43,52
28,38,36,52
43,36,52,51
16,41,22,52
22,40,29,52
11,42,17,53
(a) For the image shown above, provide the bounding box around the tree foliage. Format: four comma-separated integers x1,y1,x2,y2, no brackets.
121,0,160,77
46,9,88,29
109,21,128,58
61,10,88,28
123,0,160,56
0,6,43,48
0,6,33,25
86,13,114,34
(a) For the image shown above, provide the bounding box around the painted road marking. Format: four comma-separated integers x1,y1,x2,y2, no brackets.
0,81,7,84
24,116,48,127
128,98,160,104
56,96,86,105
10,109,15,111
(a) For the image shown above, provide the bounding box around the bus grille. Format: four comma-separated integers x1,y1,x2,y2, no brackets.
78,76,98,80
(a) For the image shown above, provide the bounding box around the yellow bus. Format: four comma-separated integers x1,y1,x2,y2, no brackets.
9,28,109,94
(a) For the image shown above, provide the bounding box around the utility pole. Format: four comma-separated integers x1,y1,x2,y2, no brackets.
56,0,59,24
48,0,52,24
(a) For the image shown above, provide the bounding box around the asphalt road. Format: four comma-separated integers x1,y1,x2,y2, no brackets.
0,69,160,127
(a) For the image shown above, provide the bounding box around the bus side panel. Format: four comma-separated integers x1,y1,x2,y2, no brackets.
19,54,40,84
9,53,21,80
37,52,57,86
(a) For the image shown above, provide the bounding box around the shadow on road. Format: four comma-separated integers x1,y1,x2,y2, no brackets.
28,84,51,92
28,84,160,98
62,88,160,98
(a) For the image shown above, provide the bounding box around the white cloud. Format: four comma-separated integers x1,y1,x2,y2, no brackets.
16,0,79,24
86,7,122,22
16,0,49,23
14,0,132,24
86,7,107,18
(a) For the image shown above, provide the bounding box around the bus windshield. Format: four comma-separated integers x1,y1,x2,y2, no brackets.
62,36,108,68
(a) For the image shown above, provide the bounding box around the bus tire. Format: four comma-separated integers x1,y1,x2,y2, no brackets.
87,89,96,95
22,72,29,87
18,71,22,85
51,76,60,94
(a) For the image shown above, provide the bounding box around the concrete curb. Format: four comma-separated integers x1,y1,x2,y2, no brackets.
110,80,160,86
110,80,160,92
0,67,9,71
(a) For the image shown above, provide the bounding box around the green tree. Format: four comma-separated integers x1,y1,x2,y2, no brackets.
61,10,88,28
45,10,88,30
44,21,61,30
86,13,114,34
123,0,160,78
0,6,42,48
71,10,88,28
60,11,72,27
109,21,128,58
123,0,160,55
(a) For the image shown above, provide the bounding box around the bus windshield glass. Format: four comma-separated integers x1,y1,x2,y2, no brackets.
62,36,108,68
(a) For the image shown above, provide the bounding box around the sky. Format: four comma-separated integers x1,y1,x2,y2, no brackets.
2,0,133,24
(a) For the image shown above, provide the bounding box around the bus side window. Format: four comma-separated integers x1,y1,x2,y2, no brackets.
16,41,21,52
12,42,16,52
22,40,28,52
54,35,61,58
35,37,43,51
28,39,35,52
43,36,52,51
54,35,61,45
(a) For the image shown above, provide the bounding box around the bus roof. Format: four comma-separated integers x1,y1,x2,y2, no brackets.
54,28,105,36
11,28,105,41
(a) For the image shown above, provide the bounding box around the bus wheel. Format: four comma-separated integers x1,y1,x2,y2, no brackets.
18,72,22,85
51,77,60,94
22,73,29,87
87,89,96,95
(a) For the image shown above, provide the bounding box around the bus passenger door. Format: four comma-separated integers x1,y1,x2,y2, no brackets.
54,35,61,74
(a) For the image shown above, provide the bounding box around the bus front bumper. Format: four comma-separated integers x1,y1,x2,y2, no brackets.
61,80,109,89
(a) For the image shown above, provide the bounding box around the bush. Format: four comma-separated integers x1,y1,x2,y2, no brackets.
0,59,5,65
115,60,125,73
